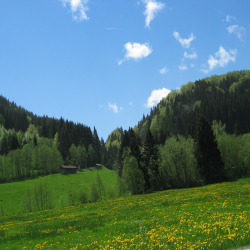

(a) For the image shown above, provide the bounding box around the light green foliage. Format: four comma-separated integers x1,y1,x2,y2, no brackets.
78,189,89,204
229,79,243,93
26,116,32,125
217,134,250,179
116,174,128,197
150,115,158,138
96,173,106,200
105,128,122,150
121,146,131,160
69,143,87,168
0,144,63,182
195,100,201,108
90,181,100,202
122,156,145,195
37,136,53,147
68,189,78,206
22,181,54,213
179,81,195,95
215,85,225,93
77,145,87,169
69,144,78,166
53,132,59,149
159,136,199,189
212,120,226,139
133,126,139,135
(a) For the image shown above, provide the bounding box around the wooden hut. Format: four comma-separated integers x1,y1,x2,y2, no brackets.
60,165,77,174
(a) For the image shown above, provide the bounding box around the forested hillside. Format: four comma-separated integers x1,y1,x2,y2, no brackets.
103,70,250,187
135,70,250,140
1,70,250,189
0,97,106,182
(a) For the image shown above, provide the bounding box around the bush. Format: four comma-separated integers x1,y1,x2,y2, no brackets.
159,135,200,189
122,156,145,195
79,190,88,204
90,182,100,202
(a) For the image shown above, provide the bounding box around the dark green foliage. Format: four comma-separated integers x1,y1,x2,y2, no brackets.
135,70,250,139
234,120,242,137
0,95,103,168
0,114,5,125
194,114,226,184
141,129,159,191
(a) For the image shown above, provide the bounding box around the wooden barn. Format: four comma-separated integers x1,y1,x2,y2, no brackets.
60,165,77,174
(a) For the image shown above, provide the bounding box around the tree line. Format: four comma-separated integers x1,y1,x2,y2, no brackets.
114,114,250,195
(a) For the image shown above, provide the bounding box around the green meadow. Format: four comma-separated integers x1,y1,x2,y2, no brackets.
1,176,250,249
0,167,117,216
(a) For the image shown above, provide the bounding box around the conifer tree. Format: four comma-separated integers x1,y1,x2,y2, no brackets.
194,114,226,184
234,120,242,137
142,128,159,191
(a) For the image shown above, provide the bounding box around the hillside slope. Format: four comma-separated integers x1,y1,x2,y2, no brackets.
134,70,250,141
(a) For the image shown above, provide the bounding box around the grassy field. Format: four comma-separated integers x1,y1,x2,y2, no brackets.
0,167,117,216
1,177,250,249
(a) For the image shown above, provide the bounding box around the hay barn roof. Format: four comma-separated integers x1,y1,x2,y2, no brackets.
60,165,77,169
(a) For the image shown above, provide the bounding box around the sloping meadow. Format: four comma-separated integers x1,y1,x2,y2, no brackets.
1,178,250,249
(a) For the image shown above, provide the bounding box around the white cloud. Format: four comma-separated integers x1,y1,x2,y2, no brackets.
191,63,195,67
226,15,236,22
143,0,165,29
118,42,152,65
129,102,133,105
201,46,237,73
173,31,195,48
227,25,245,40
144,88,171,108
108,103,121,113
184,51,197,59
179,64,187,71
159,66,169,74
59,0,89,21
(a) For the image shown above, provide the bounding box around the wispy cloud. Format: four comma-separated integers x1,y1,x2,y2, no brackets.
227,25,245,40
144,88,171,108
184,51,197,59
105,28,122,30
179,64,187,71
226,15,237,22
173,31,195,48
118,42,152,65
159,66,169,74
129,102,133,105
143,0,165,29
201,46,237,73
108,103,123,113
59,0,89,21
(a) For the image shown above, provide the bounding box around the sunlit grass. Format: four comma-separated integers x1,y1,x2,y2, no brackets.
0,166,117,216
1,178,250,249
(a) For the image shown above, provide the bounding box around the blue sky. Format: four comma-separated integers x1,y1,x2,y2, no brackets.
0,0,249,141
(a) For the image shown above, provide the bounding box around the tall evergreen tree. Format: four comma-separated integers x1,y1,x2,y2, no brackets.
234,120,242,137
194,114,226,184
141,129,159,191
93,126,101,164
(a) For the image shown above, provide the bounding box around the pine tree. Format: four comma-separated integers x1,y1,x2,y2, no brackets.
142,129,159,191
194,114,226,184
93,126,101,164
234,120,242,137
